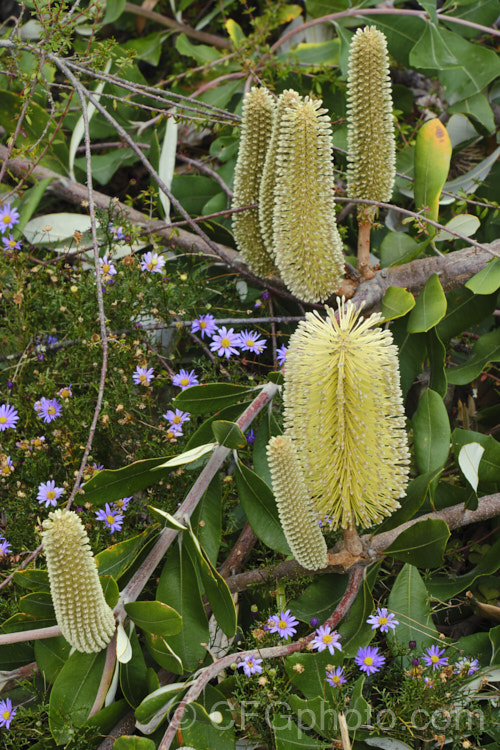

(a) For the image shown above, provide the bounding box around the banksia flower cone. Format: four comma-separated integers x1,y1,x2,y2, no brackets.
267,434,328,570
283,298,409,530
42,509,116,653
259,89,302,257
232,87,277,277
273,96,344,303
346,26,396,220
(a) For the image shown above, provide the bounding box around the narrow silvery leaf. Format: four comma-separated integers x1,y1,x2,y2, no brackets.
153,442,216,469
116,622,132,664
458,442,484,493
158,114,178,221
69,59,112,181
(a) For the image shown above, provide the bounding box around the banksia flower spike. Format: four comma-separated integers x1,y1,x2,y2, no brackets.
283,298,409,530
346,26,396,214
259,89,302,257
42,509,116,653
273,96,344,303
232,87,277,277
267,434,328,570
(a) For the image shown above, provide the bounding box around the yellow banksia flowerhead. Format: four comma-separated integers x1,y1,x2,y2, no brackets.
283,298,410,529
259,89,302,257
232,87,277,277
267,434,328,570
346,26,396,220
273,96,344,303
42,509,116,653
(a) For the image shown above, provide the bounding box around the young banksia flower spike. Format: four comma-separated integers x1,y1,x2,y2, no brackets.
283,298,409,529
42,509,116,653
232,87,277,277
258,89,302,257
346,26,396,215
267,434,328,570
272,96,344,303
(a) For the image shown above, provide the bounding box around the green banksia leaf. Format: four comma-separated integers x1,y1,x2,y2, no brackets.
283,298,410,530
232,87,277,276
42,509,116,653
273,97,344,303
259,89,302,257
267,434,328,570
414,118,452,228
346,26,396,219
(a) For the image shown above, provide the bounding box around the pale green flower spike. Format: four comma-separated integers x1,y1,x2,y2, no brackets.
283,298,410,530
258,89,302,258
346,26,396,220
273,96,344,303
42,509,116,653
267,434,328,570
232,86,277,277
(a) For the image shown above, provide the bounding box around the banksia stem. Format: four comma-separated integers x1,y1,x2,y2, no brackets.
42,509,116,653
267,434,328,570
232,87,277,277
259,89,302,257
346,26,396,215
273,97,345,303
283,298,409,530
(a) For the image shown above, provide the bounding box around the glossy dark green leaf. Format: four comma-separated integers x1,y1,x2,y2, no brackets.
34,636,71,684
13,569,50,592
375,468,442,535
49,649,108,744
143,632,183,674
180,693,235,750
273,714,329,749
428,538,500,600
82,458,175,505
290,574,348,624
285,649,342,701
234,462,290,556
288,695,334,738
380,232,420,268
113,736,156,750
446,328,500,385
413,389,451,473
489,624,500,665
125,600,182,637
100,575,120,608
337,579,374,657
427,328,447,398
84,698,129,737
19,591,55,621
387,564,438,651
156,538,208,672
390,316,427,397
381,287,416,321
96,526,158,580
252,409,282,488
384,518,450,568
348,675,371,729
437,287,496,342
407,274,447,333
410,23,458,69
135,681,186,730
186,400,252,450
192,474,222,565
466,259,500,295
211,419,247,449
437,27,500,104
173,382,255,414
120,626,150,708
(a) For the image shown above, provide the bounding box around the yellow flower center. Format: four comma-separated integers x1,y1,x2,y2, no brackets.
47,406,56,415
2,215,11,224
331,675,340,684
247,659,254,668
180,378,189,386
364,657,373,666
116,500,124,508
246,339,254,347
2,709,10,719
278,620,287,630
8,239,16,248
139,374,147,383
1,467,10,475
200,321,207,329
106,514,115,524
0,416,6,424
431,655,439,663
148,258,158,269
60,389,70,398
221,337,230,347
102,264,110,273
173,416,181,424
322,634,333,644
46,490,56,500
379,617,388,625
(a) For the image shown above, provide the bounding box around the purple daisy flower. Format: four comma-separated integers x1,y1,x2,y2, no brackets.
95,503,124,533
454,657,480,676
422,645,449,671
108,223,125,240
0,697,16,728
191,314,216,339
133,366,154,386
0,404,19,431
366,607,399,633
99,254,117,278
0,203,20,233
141,251,165,274
209,326,240,359
113,496,133,512
325,666,346,688
172,369,199,390
37,480,65,508
238,655,263,677
354,645,386,675
163,409,190,429
237,329,267,354
311,625,342,655
276,345,288,367
2,234,21,251
268,609,299,640
0,538,12,554
37,397,62,423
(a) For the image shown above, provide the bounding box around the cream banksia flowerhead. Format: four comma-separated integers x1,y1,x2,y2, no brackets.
232,86,277,277
267,434,328,570
283,298,409,529
346,26,396,220
42,509,116,653
273,96,344,303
